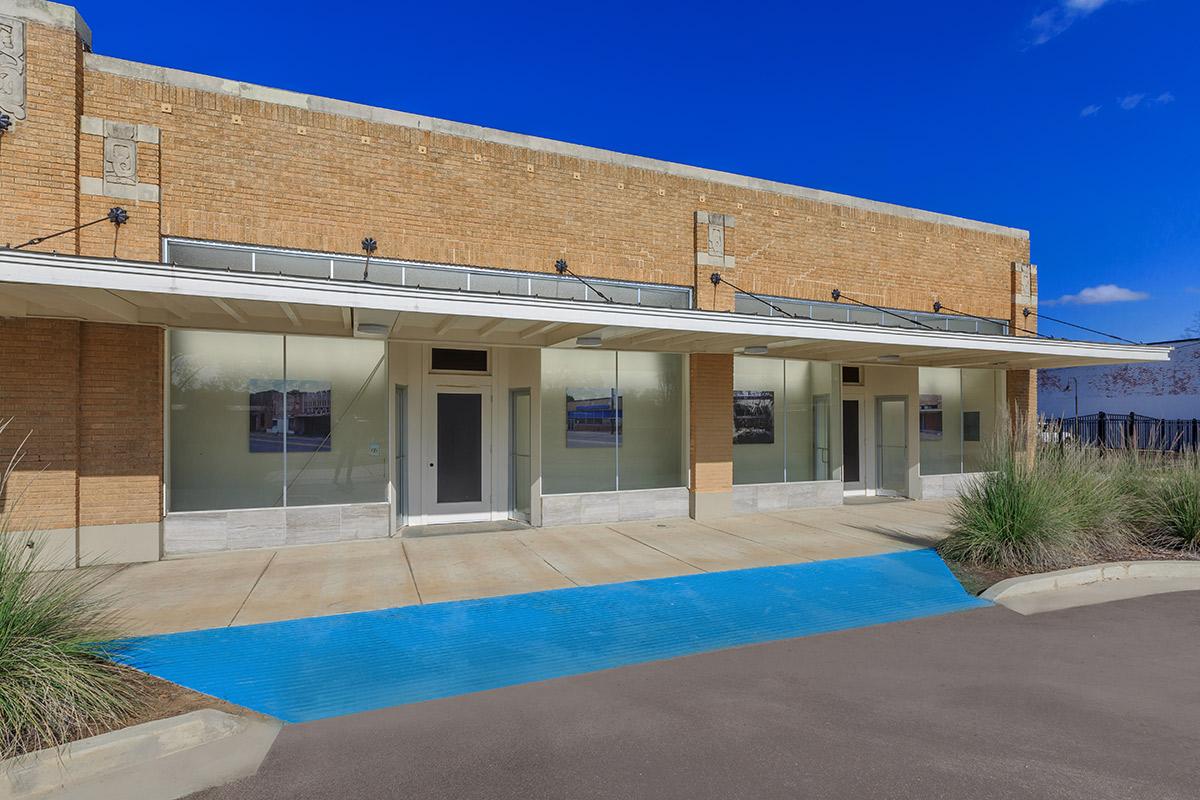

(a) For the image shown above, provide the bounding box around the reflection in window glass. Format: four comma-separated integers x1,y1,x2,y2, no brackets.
734,358,839,485
919,368,963,475
918,367,1001,475
170,331,284,511
169,330,388,512
541,350,617,494
734,358,785,484
962,369,999,473
284,336,388,507
617,352,685,490
540,350,686,494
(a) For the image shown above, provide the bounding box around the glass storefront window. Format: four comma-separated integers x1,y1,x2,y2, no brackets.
918,367,964,475
170,331,284,511
169,330,387,512
962,369,1000,473
734,357,839,485
918,367,1002,475
617,352,685,490
541,350,618,494
785,360,838,482
734,358,786,484
283,336,388,507
540,349,685,494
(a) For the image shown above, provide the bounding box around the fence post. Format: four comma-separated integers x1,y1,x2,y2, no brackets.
1127,412,1136,450
1193,419,1199,452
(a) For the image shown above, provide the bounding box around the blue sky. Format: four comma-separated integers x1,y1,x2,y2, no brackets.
74,0,1199,342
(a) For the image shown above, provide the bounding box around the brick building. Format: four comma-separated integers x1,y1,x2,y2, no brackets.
0,1,1170,567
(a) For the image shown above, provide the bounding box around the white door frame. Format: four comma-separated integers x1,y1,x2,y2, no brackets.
874,395,909,497
421,379,493,523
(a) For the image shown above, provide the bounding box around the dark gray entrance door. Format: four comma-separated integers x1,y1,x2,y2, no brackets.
436,392,483,504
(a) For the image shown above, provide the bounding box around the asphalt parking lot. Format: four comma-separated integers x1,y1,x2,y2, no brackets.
192,592,1200,800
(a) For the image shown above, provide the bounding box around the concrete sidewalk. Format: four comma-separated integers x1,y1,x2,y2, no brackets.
88,499,954,635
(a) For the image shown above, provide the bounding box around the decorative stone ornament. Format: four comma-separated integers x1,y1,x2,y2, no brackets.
103,121,138,187
695,210,736,270
0,15,26,122
707,218,725,258
1012,261,1037,308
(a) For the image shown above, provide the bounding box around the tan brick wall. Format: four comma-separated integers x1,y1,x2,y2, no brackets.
75,68,1029,322
0,319,80,532
690,354,734,494
78,324,163,527
0,23,81,252
0,318,162,539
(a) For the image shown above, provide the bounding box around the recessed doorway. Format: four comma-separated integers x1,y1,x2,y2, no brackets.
422,384,492,522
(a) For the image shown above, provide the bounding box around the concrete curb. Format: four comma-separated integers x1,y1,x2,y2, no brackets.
0,709,281,800
982,560,1200,603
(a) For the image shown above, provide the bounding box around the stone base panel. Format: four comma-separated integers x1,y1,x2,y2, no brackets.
540,487,689,527
164,502,391,556
7,521,161,570
732,480,844,515
918,472,985,500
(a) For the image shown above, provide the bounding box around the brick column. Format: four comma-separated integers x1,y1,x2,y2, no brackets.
1009,260,1038,449
689,353,734,518
77,323,163,564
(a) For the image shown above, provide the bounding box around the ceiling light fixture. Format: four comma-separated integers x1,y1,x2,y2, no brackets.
576,335,602,348
877,354,901,364
743,345,769,355
356,322,390,336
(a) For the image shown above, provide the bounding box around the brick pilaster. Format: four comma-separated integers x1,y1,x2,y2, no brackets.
689,353,734,518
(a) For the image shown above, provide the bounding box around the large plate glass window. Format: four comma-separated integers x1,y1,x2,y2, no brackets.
733,357,840,485
540,350,686,494
168,330,387,512
918,367,1002,476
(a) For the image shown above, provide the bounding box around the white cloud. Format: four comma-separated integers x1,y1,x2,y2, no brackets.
1029,0,1148,45
1030,0,1114,45
1080,104,1102,117
1153,91,1176,105
1119,93,1145,110
1045,284,1150,306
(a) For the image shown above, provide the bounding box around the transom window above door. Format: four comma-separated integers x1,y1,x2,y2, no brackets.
431,348,489,373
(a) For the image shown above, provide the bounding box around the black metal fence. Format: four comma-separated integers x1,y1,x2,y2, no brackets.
1046,413,1200,452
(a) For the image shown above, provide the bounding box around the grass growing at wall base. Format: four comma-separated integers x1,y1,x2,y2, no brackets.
939,417,1200,578
0,420,144,759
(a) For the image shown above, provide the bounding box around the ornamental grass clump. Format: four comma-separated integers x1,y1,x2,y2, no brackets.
1134,456,1200,552
0,420,141,759
939,418,1130,571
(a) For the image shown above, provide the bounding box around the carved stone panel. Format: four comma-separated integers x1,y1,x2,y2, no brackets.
0,16,27,121
707,220,725,258
695,210,736,270
103,121,137,187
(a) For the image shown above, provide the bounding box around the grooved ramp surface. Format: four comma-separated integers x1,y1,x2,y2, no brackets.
113,549,987,723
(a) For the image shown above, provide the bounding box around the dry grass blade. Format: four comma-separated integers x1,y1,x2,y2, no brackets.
0,419,145,759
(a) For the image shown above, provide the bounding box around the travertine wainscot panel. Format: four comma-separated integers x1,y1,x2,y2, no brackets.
542,488,689,527
732,481,844,515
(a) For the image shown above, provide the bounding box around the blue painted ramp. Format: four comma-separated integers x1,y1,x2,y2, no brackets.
113,549,988,723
